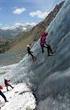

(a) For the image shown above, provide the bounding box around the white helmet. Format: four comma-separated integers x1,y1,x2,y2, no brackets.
27,44,30,47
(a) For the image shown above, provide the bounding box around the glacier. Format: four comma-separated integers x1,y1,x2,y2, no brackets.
0,0,70,109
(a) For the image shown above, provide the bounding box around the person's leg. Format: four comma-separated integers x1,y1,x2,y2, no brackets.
47,46,51,56
6,85,9,91
47,45,54,54
30,53,36,62
41,47,44,53
44,44,50,56
44,44,54,55
0,91,8,102
8,84,14,89
28,50,37,62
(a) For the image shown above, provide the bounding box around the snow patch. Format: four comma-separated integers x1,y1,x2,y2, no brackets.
0,83,36,110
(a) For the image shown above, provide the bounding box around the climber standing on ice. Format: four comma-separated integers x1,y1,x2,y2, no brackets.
4,79,14,91
0,85,8,102
40,32,54,56
27,44,36,62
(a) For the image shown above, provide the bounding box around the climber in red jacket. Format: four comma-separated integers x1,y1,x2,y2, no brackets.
40,32,54,56
4,79,14,91
0,85,8,102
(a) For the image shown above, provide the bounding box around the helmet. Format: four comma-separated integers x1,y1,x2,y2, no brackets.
27,45,30,47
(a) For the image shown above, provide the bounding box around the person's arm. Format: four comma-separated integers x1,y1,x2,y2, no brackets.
29,47,33,53
7,80,10,82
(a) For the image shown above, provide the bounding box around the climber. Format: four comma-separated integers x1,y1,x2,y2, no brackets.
4,79,14,91
27,44,36,62
0,85,8,102
40,32,54,56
